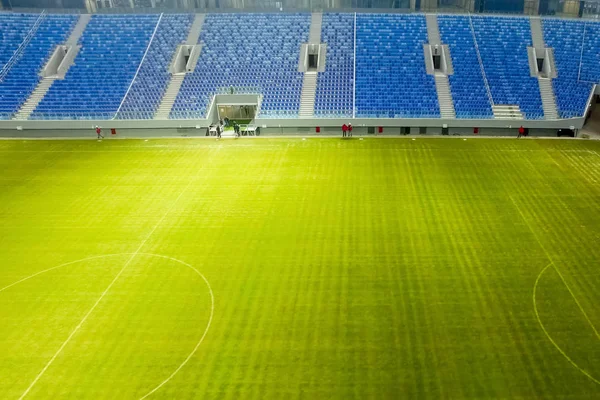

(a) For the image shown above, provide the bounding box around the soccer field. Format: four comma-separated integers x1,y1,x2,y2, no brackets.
0,137,599,399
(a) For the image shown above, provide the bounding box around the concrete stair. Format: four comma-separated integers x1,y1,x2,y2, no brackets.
309,13,322,43
493,105,524,120
425,14,441,45
529,17,545,49
154,74,184,119
12,15,91,120
153,14,204,120
186,14,205,44
538,77,559,119
434,74,455,119
66,14,91,46
299,72,317,118
13,78,55,120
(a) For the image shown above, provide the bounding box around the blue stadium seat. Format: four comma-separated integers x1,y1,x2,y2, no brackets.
438,15,493,119
32,14,159,120
0,13,41,120
117,14,194,120
472,16,544,120
355,14,440,118
580,22,600,84
542,18,594,119
314,13,354,118
171,13,310,119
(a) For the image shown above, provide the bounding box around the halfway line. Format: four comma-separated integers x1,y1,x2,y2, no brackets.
19,179,196,399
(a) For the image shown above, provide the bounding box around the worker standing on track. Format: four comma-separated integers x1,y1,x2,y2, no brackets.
95,126,103,139
342,123,348,138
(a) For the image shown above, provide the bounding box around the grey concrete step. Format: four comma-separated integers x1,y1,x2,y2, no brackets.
154,74,185,119
493,105,524,120
66,14,91,46
309,13,322,44
13,78,55,120
186,14,205,45
434,74,456,119
538,77,559,119
299,72,318,118
529,17,545,49
426,14,441,45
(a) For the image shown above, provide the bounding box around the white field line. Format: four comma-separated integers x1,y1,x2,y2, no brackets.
19,179,196,399
509,194,600,342
533,263,600,386
137,253,214,399
1,252,214,399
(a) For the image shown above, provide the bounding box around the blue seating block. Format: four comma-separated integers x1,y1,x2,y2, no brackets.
32,14,159,120
355,14,440,118
438,15,493,119
314,13,354,118
0,15,76,119
118,14,194,119
472,16,544,120
171,13,310,119
580,21,600,84
542,18,593,119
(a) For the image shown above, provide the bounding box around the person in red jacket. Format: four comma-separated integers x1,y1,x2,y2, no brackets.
518,126,525,139
348,123,353,138
342,123,348,138
95,126,103,139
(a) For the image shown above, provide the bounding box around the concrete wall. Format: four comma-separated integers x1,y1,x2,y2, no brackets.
0,114,584,135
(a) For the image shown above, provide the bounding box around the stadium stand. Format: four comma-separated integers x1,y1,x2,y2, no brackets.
472,16,544,119
580,21,600,84
0,12,596,122
0,13,40,119
117,14,194,119
31,14,159,120
314,13,354,118
355,14,440,118
171,13,310,119
438,15,493,119
542,18,593,119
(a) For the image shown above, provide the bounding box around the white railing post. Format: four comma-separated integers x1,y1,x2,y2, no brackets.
353,12,357,119
577,21,587,83
113,13,163,120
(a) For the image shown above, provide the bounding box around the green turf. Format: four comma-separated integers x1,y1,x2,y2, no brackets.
0,137,599,399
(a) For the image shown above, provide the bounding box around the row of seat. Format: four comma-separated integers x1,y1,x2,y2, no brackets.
472,16,544,120
118,14,194,119
0,12,598,120
0,15,76,116
355,14,440,118
542,18,594,119
171,13,310,119
32,15,159,119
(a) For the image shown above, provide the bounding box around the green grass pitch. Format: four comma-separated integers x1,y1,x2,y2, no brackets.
0,137,599,399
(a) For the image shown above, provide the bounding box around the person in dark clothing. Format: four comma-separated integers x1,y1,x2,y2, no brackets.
342,124,348,138
224,117,230,127
217,125,221,139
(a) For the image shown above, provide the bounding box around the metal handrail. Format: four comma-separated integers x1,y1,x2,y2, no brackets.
0,10,47,82
468,13,494,107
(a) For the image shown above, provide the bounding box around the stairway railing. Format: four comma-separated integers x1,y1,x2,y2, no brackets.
468,13,494,107
0,10,47,83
